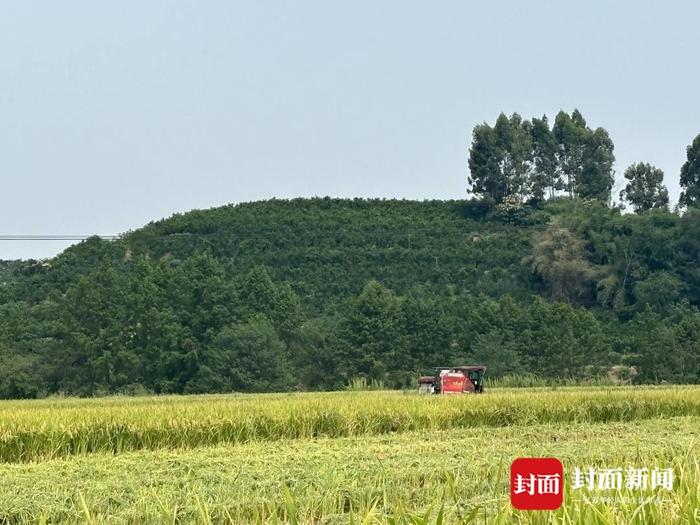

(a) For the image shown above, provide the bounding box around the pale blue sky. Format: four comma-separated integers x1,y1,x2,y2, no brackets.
2,1,699,259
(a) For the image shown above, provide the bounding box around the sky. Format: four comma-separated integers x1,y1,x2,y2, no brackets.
1,1,699,260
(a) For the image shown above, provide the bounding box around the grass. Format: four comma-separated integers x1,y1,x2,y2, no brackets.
0,387,697,523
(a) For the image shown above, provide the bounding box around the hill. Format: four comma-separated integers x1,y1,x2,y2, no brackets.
0,197,699,397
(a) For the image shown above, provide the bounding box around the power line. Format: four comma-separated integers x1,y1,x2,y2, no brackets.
0,235,119,241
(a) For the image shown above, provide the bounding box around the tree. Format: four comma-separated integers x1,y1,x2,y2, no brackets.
625,308,676,383
293,316,343,390
675,208,700,304
522,298,608,377
468,113,532,203
468,330,522,377
553,110,587,197
400,294,453,372
579,127,615,201
236,266,304,341
339,281,402,383
495,113,533,201
634,271,682,312
529,116,559,201
187,315,291,393
620,163,669,213
679,133,700,208
553,109,615,201
671,307,700,382
469,110,614,203
531,226,597,304
468,119,505,202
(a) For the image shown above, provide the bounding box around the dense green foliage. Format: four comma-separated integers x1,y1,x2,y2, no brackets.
680,133,700,208
619,162,669,213
468,110,615,203
1,195,700,397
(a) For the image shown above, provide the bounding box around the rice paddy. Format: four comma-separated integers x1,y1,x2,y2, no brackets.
0,387,698,523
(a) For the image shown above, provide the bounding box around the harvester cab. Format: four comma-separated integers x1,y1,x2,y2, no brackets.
417,365,486,395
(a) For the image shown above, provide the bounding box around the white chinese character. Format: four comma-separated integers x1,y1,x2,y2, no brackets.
651,468,674,490
571,467,596,490
514,473,535,495
598,468,623,490
626,467,649,490
537,473,561,495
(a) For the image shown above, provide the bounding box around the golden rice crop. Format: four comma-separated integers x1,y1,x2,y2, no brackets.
0,414,697,524
0,386,698,463
0,387,698,523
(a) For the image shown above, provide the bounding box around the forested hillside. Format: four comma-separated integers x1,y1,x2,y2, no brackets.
1,196,699,398
2,110,699,398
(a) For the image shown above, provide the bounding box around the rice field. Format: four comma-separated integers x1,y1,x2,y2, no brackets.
0,387,698,523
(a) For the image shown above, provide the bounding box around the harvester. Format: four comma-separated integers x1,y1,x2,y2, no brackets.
417,365,486,394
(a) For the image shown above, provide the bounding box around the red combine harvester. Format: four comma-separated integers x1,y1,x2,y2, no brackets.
417,366,486,395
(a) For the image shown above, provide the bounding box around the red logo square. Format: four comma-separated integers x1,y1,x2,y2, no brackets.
510,458,564,510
